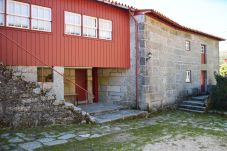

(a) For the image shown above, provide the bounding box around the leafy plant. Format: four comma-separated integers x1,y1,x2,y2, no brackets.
210,73,227,110
220,63,227,77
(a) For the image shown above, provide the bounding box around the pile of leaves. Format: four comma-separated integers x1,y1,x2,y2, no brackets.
211,73,227,110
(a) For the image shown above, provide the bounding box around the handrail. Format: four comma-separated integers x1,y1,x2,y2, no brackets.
0,31,93,104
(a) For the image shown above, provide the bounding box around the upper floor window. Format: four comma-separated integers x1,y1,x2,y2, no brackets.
6,0,29,29
83,15,97,38
201,44,206,64
0,0,4,26
185,40,190,51
186,70,191,83
65,11,81,36
99,19,112,40
31,5,51,32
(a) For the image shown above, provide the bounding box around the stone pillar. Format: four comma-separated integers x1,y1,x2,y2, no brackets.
52,67,64,101
87,69,93,103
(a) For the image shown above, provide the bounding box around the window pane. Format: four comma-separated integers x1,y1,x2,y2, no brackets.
65,13,69,24
32,6,38,18
0,14,3,25
0,0,4,13
32,19,38,29
38,8,44,19
7,1,14,14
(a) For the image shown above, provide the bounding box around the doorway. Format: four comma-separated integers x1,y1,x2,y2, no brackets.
64,68,87,104
200,71,207,93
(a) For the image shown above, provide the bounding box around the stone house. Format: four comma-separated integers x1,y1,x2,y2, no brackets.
0,0,224,112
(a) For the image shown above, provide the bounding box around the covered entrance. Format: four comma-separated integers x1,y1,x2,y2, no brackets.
64,68,98,105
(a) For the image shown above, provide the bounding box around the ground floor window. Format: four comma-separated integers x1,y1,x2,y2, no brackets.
37,67,53,82
186,70,191,83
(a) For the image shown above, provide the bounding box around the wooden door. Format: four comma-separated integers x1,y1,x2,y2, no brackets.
75,69,87,101
201,71,207,93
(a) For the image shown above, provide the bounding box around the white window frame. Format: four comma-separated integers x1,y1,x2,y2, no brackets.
83,15,97,38
185,40,190,51
186,70,191,83
6,0,30,29
0,0,5,26
99,18,112,40
64,11,81,36
31,5,52,32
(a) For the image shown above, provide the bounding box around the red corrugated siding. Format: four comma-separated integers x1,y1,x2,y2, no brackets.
0,0,130,68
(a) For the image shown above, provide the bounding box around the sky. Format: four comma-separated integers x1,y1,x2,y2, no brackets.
114,0,227,52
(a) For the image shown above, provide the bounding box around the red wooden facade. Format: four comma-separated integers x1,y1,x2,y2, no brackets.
0,0,130,68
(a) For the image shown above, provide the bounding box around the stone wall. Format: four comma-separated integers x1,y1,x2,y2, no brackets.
97,17,137,108
9,66,65,101
137,14,219,111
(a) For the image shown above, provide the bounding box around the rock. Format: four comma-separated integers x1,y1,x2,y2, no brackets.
33,88,41,94
43,140,68,146
53,100,65,106
37,138,55,144
58,134,76,140
64,102,74,109
18,141,42,151
8,137,24,143
16,133,26,138
79,134,90,138
90,134,101,138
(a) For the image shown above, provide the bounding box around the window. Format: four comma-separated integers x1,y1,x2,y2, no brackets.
185,41,190,51
83,15,97,38
37,67,53,82
201,44,206,64
201,45,205,54
6,0,29,29
31,5,51,32
186,70,191,83
99,19,112,40
64,11,81,36
0,0,4,26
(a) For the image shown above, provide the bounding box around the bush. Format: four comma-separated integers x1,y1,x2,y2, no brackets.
211,74,227,110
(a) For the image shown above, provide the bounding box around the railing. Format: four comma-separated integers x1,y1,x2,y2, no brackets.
0,31,94,105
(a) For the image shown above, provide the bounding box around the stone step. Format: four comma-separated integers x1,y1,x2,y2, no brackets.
191,95,209,101
180,104,206,111
178,108,205,113
92,110,148,124
182,100,206,107
78,103,127,116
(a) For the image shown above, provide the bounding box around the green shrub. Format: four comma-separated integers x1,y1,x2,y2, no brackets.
211,74,227,110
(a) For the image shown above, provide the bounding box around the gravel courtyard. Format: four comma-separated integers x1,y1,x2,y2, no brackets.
0,110,226,151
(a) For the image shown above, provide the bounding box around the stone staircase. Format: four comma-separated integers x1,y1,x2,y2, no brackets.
179,95,209,113
79,103,148,124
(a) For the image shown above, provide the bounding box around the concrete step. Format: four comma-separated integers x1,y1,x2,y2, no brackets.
178,108,205,113
191,95,209,101
182,100,206,107
92,110,148,124
179,104,206,111
78,103,127,116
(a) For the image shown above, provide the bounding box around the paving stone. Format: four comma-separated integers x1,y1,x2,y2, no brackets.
79,134,91,138
8,137,24,143
43,140,68,146
1,145,10,150
16,133,26,138
18,141,42,151
1,133,10,139
90,134,102,138
37,138,55,144
58,134,76,140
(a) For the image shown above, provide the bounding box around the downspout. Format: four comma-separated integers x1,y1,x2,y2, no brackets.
129,10,139,109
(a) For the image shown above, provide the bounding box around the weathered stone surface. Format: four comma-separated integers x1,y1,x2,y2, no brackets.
18,141,42,151
43,140,68,146
37,138,55,144
58,134,76,140
8,137,24,143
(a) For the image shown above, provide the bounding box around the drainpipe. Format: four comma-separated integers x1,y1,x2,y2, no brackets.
129,10,139,110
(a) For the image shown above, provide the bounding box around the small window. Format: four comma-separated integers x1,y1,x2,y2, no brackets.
186,70,191,83
37,67,53,82
99,19,112,40
31,5,52,32
6,0,30,29
185,41,190,51
83,15,97,38
0,0,4,26
201,45,205,54
64,11,81,36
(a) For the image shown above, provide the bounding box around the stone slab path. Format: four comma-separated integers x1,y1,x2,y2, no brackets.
0,111,227,151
